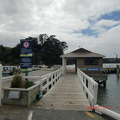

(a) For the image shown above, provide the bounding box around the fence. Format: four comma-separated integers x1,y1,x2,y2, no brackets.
77,68,98,106
77,68,120,119
21,67,63,96
37,67,63,95
2,67,63,106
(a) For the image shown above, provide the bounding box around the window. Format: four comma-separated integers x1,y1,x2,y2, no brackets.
85,58,98,65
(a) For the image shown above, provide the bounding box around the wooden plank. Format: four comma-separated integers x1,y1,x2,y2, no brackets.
37,73,89,110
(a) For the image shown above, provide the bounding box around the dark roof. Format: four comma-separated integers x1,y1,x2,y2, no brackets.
72,48,92,53
61,48,105,58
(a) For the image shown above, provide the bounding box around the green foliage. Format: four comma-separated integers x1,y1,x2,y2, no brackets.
24,80,34,89
36,34,68,65
11,74,34,89
0,33,68,66
0,45,11,65
24,34,68,65
11,74,24,88
0,44,20,65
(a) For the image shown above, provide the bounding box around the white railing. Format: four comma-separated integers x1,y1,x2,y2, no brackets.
77,68,120,119
35,67,63,96
2,67,63,98
94,105,120,120
77,68,98,106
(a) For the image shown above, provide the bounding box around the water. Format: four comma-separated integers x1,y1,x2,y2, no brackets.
67,64,120,113
97,74,120,113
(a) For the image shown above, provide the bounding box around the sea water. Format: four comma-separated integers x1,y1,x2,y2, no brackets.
67,64,120,113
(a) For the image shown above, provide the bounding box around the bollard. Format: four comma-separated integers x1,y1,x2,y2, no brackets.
0,64,2,106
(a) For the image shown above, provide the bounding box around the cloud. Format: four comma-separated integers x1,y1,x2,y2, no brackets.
0,32,24,47
0,0,120,57
80,24,120,57
88,20,120,36
63,0,120,19
95,20,120,27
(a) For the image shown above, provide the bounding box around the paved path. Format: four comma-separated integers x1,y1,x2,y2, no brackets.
0,106,113,120
35,72,89,110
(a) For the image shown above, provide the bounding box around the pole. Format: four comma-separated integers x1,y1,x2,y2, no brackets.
117,65,119,78
115,54,119,78
116,54,118,68
0,64,3,106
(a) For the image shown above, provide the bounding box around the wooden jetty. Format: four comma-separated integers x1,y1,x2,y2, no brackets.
2,66,120,119
36,72,89,110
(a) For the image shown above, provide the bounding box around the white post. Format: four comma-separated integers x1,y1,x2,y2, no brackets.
47,76,49,92
0,64,3,106
62,57,67,73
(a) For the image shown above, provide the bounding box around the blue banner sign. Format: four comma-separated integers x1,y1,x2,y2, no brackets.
20,39,33,72
86,68,100,71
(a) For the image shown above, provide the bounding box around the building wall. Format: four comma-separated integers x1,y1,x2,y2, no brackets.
76,57,103,74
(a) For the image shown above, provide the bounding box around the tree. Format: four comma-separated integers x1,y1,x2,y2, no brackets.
0,45,11,65
7,44,20,65
25,34,68,65
38,34,68,65
0,34,68,66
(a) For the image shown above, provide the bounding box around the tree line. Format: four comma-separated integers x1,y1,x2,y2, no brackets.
0,34,68,66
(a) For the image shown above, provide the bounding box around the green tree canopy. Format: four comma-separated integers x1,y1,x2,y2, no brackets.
22,34,68,65
0,34,68,66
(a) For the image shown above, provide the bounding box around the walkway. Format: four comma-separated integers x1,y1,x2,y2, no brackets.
1,70,113,120
36,72,89,110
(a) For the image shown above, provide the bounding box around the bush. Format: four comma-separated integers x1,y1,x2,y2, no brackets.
11,74,34,89
11,74,24,88
24,80,34,89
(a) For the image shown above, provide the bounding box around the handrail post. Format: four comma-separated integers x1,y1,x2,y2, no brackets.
47,76,49,92
93,84,98,106
39,77,43,96
0,64,3,106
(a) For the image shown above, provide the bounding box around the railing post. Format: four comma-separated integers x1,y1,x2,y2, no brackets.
93,84,98,106
62,58,67,74
47,76,49,92
51,73,53,87
0,64,3,106
39,77,43,96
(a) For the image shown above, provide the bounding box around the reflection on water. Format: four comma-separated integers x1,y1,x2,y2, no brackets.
97,74,120,113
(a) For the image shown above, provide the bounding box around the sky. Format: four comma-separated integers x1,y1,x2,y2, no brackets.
0,0,120,58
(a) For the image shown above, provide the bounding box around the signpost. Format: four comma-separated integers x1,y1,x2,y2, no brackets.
20,39,33,76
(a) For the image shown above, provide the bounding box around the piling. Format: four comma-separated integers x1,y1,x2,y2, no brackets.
117,65,119,78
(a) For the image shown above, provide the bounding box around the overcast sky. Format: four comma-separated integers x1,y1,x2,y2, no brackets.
0,0,120,58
